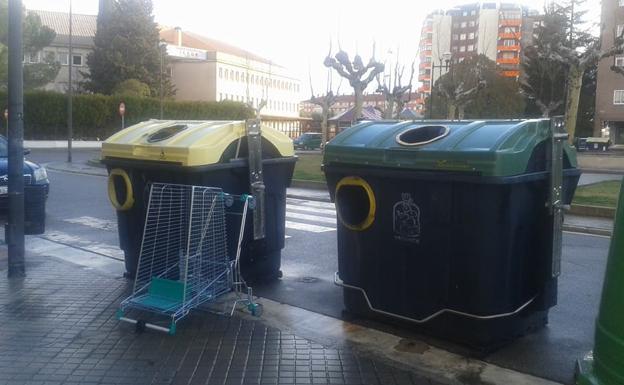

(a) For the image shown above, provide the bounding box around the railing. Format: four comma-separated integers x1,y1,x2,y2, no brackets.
497,45,521,51
497,57,520,64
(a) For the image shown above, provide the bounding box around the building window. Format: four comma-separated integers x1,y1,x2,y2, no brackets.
462,11,468,16
468,21,476,27
460,33,466,40
502,52,516,59
616,56,624,67
460,46,466,52
503,39,516,46
467,44,474,52
72,54,82,66
468,32,475,39
615,90,624,104
28,51,40,63
452,46,458,52
618,25,624,38
219,68,223,78
452,34,458,40
460,21,467,28
471,10,476,15
620,0,624,6
453,22,459,28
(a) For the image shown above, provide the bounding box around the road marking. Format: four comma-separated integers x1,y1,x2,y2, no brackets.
285,221,336,233
65,216,118,231
286,204,336,216
286,212,336,225
287,198,335,209
43,230,124,260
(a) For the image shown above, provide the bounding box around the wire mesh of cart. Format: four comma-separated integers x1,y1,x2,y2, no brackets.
116,182,261,335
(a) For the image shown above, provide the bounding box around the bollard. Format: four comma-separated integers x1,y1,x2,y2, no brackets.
576,179,624,385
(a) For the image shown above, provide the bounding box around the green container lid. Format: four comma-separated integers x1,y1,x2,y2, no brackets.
323,119,578,177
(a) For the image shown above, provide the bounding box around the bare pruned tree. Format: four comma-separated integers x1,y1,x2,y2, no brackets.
244,55,270,118
376,50,415,119
436,55,488,119
324,43,384,123
309,52,341,145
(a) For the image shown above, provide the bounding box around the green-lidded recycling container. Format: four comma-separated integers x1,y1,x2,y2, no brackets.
323,119,581,350
101,120,296,282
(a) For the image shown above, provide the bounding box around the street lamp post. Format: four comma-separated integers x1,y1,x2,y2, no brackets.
428,51,452,119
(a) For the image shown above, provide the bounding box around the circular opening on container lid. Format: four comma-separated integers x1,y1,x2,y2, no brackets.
335,176,376,231
147,124,188,143
396,125,449,146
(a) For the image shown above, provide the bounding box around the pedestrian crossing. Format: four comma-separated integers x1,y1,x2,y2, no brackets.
284,198,336,233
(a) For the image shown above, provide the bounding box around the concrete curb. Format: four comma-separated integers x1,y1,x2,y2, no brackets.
45,162,107,177
290,179,327,190
580,168,624,175
563,224,612,237
570,204,616,219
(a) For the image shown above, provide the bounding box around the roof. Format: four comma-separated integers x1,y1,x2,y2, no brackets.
30,10,96,37
329,105,382,123
399,108,423,119
29,9,97,47
160,28,278,66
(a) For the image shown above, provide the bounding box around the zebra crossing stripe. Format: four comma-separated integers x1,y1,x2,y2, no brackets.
286,204,336,216
286,211,336,225
285,221,336,233
287,198,335,209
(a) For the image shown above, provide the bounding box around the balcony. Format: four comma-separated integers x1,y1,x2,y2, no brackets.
419,62,432,69
500,19,522,27
418,74,431,82
499,32,521,39
418,85,431,93
420,49,433,56
497,57,520,64
497,45,521,52
500,70,520,77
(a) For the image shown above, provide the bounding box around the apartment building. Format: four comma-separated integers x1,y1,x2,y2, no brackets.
416,2,535,112
594,0,624,145
160,28,301,119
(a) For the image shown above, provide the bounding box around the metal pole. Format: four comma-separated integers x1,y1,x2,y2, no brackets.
7,0,25,277
429,64,436,119
159,45,163,120
67,0,73,163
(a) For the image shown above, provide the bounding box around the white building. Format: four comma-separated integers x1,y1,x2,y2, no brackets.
160,27,302,120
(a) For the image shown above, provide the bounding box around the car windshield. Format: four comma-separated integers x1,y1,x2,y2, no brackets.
0,136,7,157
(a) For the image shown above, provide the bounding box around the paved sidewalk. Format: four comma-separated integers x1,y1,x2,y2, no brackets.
0,250,435,385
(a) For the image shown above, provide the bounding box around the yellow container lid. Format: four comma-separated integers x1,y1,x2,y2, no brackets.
101,120,294,167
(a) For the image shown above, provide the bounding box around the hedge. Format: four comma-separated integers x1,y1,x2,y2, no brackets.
0,91,255,140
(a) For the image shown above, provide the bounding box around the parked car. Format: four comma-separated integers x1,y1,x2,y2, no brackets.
293,132,322,150
0,135,49,234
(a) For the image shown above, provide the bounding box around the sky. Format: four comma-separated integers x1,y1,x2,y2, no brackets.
23,0,600,98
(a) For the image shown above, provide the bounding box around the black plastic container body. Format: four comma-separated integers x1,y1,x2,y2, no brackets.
325,164,580,350
104,156,296,282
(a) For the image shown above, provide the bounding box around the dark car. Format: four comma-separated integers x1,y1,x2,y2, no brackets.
293,132,322,150
0,136,49,234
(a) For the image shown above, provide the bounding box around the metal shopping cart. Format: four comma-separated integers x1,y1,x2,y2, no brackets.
116,182,261,335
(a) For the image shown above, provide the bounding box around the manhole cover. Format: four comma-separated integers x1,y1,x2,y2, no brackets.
296,276,319,283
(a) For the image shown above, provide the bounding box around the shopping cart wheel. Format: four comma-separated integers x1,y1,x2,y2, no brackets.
248,303,263,317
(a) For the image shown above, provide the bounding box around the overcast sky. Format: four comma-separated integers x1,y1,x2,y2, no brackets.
23,0,599,98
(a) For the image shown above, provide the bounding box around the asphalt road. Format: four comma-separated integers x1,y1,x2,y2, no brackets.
22,148,613,384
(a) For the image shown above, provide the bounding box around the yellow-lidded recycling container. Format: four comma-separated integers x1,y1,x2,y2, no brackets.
102,120,296,281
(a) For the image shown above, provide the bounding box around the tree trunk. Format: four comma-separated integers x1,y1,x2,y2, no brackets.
384,98,395,119
321,105,329,147
564,65,584,144
447,104,456,120
458,105,465,120
353,85,364,123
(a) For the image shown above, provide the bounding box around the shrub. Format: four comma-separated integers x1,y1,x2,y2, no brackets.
0,91,254,140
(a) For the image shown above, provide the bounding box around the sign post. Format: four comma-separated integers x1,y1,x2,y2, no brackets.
119,101,126,130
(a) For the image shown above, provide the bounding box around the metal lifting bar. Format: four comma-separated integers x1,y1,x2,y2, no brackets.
334,272,536,324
